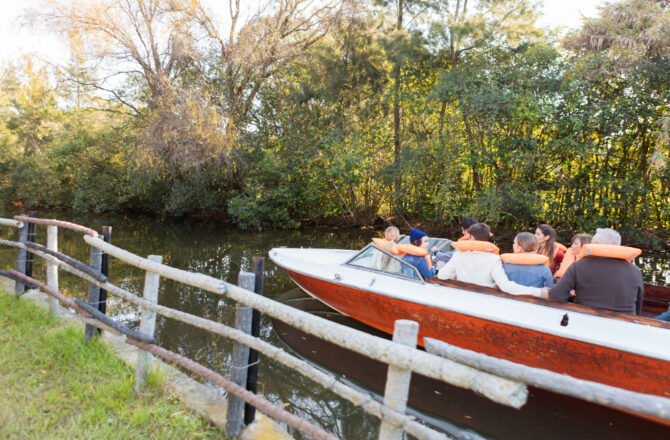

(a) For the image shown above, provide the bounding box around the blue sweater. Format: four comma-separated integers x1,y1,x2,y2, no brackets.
503,263,553,288
402,254,436,280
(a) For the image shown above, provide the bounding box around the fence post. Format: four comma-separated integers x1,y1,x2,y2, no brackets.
25,211,37,280
14,217,28,295
46,225,59,316
244,256,265,425
378,319,419,440
84,232,103,342
226,271,255,437
98,226,112,315
135,255,162,393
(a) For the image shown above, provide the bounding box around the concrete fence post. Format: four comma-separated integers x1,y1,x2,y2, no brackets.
226,271,255,437
135,255,162,393
46,225,59,316
84,233,103,342
378,319,419,440
14,218,28,295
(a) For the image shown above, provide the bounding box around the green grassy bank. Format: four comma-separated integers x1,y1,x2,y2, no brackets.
0,291,222,439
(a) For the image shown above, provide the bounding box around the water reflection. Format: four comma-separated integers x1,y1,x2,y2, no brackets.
0,208,668,440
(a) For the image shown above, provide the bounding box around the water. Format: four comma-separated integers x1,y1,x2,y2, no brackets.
0,208,668,439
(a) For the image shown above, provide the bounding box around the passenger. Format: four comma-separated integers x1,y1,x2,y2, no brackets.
374,226,401,272
457,217,478,241
656,307,670,322
402,228,436,280
437,223,543,297
554,233,592,280
541,228,644,314
501,232,553,288
535,224,564,274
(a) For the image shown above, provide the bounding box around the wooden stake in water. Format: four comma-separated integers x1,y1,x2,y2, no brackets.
98,226,112,315
244,256,265,425
226,271,255,437
379,319,419,440
135,255,162,393
84,232,103,342
46,225,59,316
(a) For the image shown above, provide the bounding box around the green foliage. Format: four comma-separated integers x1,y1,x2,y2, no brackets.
0,3,667,240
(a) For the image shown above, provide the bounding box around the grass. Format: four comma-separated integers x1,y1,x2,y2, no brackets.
0,291,224,440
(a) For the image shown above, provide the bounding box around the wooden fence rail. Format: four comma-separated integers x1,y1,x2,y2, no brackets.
0,217,470,440
2,216,669,439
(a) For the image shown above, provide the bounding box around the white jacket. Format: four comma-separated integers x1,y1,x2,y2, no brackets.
437,251,542,297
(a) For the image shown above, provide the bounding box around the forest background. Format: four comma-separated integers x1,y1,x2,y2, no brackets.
0,0,668,245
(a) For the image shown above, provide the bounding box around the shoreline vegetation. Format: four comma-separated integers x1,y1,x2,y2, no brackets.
0,290,222,440
1,2,668,248
2,203,669,252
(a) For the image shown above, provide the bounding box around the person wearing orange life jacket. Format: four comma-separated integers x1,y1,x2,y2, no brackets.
373,226,401,272
554,233,592,280
437,223,543,297
401,228,436,280
501,232,553,288
542,228,644,315
535,224,565,274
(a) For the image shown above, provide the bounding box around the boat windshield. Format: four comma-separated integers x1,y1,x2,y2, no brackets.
398,235,454,253
346,244,423,281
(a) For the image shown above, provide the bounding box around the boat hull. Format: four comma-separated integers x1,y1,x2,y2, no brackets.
272,289,670,439
283,267,670,400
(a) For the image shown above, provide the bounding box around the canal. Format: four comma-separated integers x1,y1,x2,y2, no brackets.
0,208,668,439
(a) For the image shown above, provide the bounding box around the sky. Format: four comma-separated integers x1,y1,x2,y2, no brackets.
0,0,604,65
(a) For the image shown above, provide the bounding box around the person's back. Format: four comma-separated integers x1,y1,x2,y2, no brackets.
502,232,553,288
550,257,642,313
547,228,644,314
504,263,553,288
442,250,501,287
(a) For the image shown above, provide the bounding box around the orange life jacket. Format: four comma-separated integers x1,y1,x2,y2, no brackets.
576,244,642,262
451,240,500,254
371,238,432,269
371,237,400,254
457,233,471,242
553,248,575,278
500,253,549,265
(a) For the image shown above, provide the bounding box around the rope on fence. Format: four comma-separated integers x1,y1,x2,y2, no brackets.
13,216,99,237
0,218,23,228
73,298,154,344
0,270,36,289
83,235,528,409
19,245,454,440
0,239,107,283
25,241,108,282
7,270,340,440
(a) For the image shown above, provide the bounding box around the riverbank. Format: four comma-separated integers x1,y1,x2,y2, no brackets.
2,205,668,252
0,290,224,439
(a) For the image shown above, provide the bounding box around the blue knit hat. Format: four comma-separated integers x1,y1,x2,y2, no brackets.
409,227,427,243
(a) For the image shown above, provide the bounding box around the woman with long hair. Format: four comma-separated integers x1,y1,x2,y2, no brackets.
535,224,565,274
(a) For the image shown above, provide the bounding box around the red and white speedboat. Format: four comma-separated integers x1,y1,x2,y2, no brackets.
270,238,670,403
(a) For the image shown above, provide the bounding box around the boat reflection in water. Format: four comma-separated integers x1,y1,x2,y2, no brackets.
272,289,669,440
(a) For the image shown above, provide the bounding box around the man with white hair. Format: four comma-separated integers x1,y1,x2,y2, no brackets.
542,228,644,314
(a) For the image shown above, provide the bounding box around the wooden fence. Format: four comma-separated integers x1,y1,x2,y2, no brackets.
0,215,668,440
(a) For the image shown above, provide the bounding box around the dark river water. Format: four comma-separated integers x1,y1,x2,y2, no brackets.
0,208,668,440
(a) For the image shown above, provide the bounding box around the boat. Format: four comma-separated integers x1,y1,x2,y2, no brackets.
269,237,670,415
272,288,670,440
